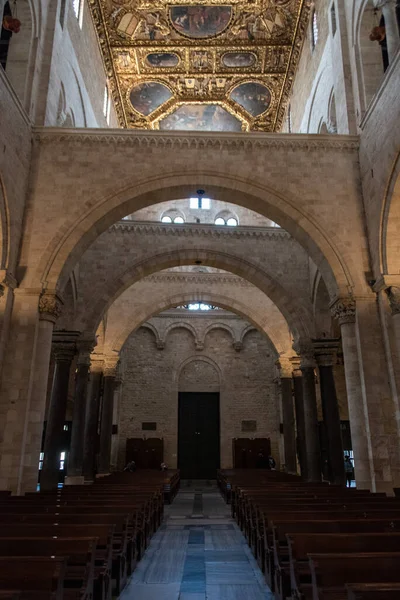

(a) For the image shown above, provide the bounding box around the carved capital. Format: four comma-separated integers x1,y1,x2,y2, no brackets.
292,339,316,369
276,356,293,378
39,293,64,323
386,286,400,316
330,297,356,325
76,338,97,366
0,270,17,297
103,356,119,378
195,340,204,351
233,341,242,352
90,355,105,374
156,339,165,350
312,338,340,367
53,342,76,362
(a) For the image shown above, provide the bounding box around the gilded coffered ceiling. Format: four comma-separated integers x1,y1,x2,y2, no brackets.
89,0,310,131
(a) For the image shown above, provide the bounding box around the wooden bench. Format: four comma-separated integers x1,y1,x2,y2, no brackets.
0,556,67,600
309,552,400,600
0,538,96,600
285,533,400,600
346,583,400,599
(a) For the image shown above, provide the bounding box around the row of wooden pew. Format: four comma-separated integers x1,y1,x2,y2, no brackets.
0,469,179,599
217,469,400,600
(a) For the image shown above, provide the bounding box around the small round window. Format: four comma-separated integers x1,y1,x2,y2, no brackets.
161,215,172,223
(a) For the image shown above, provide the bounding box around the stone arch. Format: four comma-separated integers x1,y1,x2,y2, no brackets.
312,271,334,337
34,170,355,300
306,65,334,133
0,172,10,271
239,324,257,346
109,290,287,358
164,322,199,347
355,0,386,115
380,150,400,275
82,247,313,342
202,322,236,346
140,322,163,348
3,0,37,110
176,355,221,387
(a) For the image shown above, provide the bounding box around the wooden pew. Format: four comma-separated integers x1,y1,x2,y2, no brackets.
347,583,400,599
286,533,400,600
0,556,67,600
309,552,400,600
0,525,114,600
0,538,96,600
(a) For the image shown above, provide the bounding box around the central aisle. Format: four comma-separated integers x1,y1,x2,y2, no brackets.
120,481,274,600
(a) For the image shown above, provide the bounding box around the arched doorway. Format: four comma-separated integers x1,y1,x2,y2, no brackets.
178,357,220,480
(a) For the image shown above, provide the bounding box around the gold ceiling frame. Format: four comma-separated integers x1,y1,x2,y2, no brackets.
88,0,312,131
227,78,274,119
151,99,250,131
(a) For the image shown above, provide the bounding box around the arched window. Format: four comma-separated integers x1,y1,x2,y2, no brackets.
161,210,185,224
312,9,319,49
214,212,238,226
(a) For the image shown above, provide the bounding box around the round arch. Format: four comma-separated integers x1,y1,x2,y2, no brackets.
140,322,163,348
380,151,400,275
175,355,221,386
0,172,10,271
202,322,236,346
79,247,314,342
105,291,288,358
164,321,199,346
35,172,355,300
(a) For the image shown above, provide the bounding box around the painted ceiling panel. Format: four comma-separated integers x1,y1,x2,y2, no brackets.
89,0,310,131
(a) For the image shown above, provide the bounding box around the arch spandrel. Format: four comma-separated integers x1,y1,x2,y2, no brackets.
27,132,365,301
101,289,290,359
76,248,314,343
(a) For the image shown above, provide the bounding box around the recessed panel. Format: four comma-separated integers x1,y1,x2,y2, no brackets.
170,6,232,39
130,82,173,115
159,104,242,132
230,82,271,116
222,52,256,68
146,52,179,67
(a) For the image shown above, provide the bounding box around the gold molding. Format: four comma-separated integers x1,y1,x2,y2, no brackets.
88,0,311,130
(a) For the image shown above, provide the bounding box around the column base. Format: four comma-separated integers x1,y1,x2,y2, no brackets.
64,475,85,486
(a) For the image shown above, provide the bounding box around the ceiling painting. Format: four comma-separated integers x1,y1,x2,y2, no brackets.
159,103,243,131
91,0,310,131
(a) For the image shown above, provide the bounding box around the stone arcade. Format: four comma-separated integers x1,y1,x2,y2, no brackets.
1,0,400,521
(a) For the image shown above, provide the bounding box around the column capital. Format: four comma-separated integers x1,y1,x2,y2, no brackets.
103,355,119,377
386,286,400,316
90,353,105,373
312,338,340,367
76,338,97,366
276,356,294,378
330,297,356,325
39,292,64,323
0,269,17,296
52,330,80,361
292,339,316,369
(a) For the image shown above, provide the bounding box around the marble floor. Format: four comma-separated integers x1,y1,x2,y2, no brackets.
120,481,274,600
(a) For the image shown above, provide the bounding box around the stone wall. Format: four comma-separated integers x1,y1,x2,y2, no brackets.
117,321,282,471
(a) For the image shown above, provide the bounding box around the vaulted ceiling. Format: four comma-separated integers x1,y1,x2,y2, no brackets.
90,0,309,131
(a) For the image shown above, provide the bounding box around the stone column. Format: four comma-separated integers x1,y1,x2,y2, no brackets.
375,0,400,64
292,364,307,479
314,339,345,485
65,339,95,485
110,374,122,471
277,359,297,474
331,299,373,489
386,286,400,364
97,358,119,476
294,341,321,481
83,357,104,482
40,333,78,491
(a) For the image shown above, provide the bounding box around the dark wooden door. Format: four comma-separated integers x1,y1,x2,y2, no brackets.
178,392,220,479
232,438,271,468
